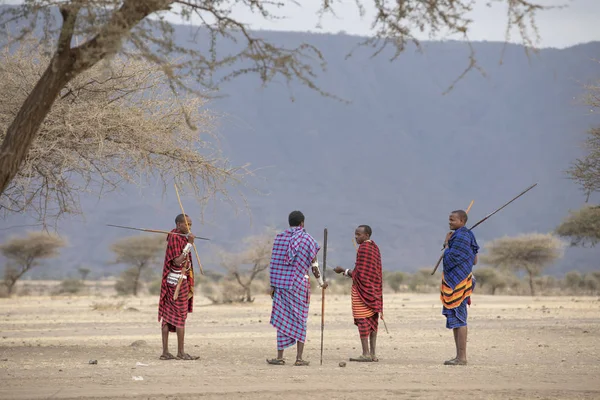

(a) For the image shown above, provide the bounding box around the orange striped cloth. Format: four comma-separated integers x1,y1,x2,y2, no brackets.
440,272,473,309
352,285,375,319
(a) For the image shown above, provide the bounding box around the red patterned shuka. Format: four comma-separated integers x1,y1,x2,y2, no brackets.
351,240,383,338
158,229,194,332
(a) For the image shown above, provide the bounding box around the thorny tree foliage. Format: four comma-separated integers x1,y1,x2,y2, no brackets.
214,228,275,302
0,230,66,295
0,0,552,206
568,68,600,201
555,205,600,248
111,234,165,296
480,233,565,296
0,40,248,225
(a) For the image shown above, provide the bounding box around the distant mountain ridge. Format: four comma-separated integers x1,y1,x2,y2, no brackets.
1,12,599,277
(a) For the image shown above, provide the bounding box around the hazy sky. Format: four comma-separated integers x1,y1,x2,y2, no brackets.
166,0,600,49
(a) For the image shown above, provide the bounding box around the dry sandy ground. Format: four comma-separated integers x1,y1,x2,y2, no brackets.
1,291,599,399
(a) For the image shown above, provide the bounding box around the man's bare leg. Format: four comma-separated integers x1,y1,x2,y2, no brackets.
296,341,305,360
176,326,185,358
175,326,199,360
456,326,468,362
277,349,284,360
369,331,378,361
360,336,370,357
452,328,459,359
160,324,174,359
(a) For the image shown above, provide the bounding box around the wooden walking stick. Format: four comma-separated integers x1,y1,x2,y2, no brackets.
431,200,474,275
320,228,328,366
172,183,205,301
172,259,189,300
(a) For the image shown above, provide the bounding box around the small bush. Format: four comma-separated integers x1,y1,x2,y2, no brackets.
56,278,84,294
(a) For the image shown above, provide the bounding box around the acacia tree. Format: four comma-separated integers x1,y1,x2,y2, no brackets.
111,234,165,296
473,267,507,295
0,0,553,199
0,40,247,225
480,233,564,296
0,231,66,295
215,228,275,302
555,205,600,248
567,70,600,201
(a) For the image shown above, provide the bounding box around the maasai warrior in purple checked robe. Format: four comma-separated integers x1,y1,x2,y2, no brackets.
269,226,320,351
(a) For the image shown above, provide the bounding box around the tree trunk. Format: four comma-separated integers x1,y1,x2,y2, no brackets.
133,264,144,296
0,52,76,195
244,286,253,303
528,272,535,296
491,285,497,295
5,280,16,295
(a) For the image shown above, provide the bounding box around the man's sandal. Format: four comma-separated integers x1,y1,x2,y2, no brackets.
294,359,310,366
444,358,467,366
266,358,285,365
349,355,373,362
159,353,176,360
176,354,200,360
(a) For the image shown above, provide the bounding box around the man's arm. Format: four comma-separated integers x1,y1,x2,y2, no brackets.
333,266,352,277
169,233,195,270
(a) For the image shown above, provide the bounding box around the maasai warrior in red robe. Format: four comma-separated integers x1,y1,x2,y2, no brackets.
334,225,383,362
158,213,199,361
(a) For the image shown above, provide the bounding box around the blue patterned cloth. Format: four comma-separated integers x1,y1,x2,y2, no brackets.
443,227,479,289
443,299,468,329
442,227,479,329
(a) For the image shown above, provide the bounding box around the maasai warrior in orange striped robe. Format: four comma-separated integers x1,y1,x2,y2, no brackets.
334,225,383,362
441,210,479,366
157,214,199,361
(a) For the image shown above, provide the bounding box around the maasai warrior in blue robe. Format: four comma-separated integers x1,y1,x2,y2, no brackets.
266,211,327,366
441,209,479,366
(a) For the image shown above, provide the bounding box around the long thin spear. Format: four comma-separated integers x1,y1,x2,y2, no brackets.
106,224,211,240
320,227,328,366
431,183,537,275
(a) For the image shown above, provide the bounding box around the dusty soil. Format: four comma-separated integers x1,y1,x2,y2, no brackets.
1,291,599,399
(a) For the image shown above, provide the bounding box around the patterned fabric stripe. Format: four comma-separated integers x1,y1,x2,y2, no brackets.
440,273,473,309
355,313,379,338
352,285,375,319
277,330,296,350
443,300,468,329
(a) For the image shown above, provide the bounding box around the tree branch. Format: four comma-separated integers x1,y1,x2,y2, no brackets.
72,0,173,74
57,4,80,56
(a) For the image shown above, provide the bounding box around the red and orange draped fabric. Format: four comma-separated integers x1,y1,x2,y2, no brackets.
158,229,194,330
352,240,383,315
